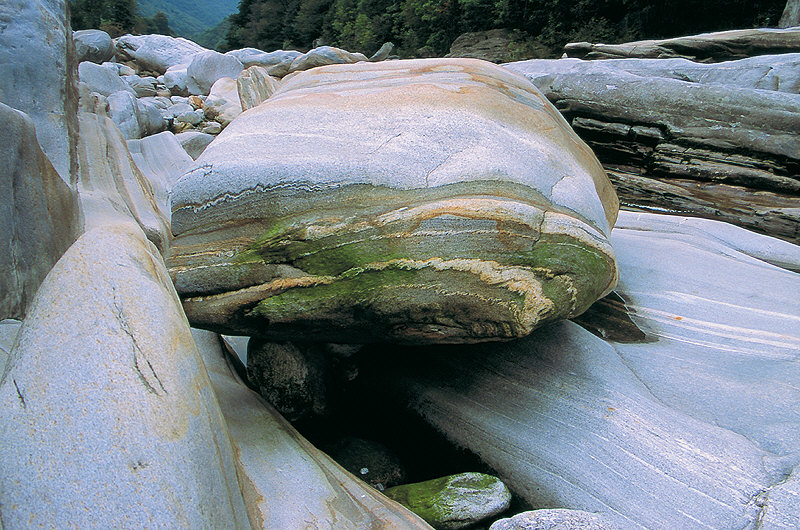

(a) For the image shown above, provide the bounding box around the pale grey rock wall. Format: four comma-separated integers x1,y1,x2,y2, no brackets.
0,0,78,183
0,103,79,321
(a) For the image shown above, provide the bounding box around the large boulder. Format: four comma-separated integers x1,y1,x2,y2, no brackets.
0,0,78,182
186,50,244,96
0,103,78,321
564,27,800,61
0,223,249,528
116,34,207,74
288,45,369,73
204,77,242,126
359,211,800,528
168,58,619,344
73,29,114,63
79,61,136,97
193,329,433,529
781,0,800,27
106,90,144,139
490,510,619,530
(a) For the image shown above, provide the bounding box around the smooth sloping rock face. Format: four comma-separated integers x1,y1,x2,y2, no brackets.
175,130,216,159
238,65,281,110
564,27,800,61
289,45,369,73
169,58,619,344
226,47,302,68
0,320,21,376
77,112,170,253
73,29,114,63
782,0,800,27
0,103,78,321
0,0,78,182
384,472,511,530
193,330,433,529
490,509,620,530
116,34,207,74
0,224,249,528
359,211,800,528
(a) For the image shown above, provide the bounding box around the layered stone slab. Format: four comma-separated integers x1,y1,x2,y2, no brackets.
169,58,619,344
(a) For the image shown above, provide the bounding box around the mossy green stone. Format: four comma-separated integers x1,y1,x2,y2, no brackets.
384,472,511,530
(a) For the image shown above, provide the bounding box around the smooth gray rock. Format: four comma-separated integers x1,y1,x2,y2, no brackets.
225,48,302,68
204,77,242,126
0,103,78,321
237,65,281,110
116,34,207,74
384,472,512,530
168,59,619,345
564,27,800,61
490,509,619,530
106,90,143,139
73,29,114,63
163,63,190,95
288,45,369,73
127,130,193,221
369,42,395,61
363,210,800,528
76,111,170,253
0,0,78,182
137,98,168,136
175,130,215,159
186,50,244,96
195,330,433,529
781,0,800,27
0,223,250,528
0,319,21,375
79,61,136,97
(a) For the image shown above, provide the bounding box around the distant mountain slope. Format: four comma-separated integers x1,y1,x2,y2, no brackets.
137,0,238,40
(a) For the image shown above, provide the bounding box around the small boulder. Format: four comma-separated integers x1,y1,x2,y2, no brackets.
73,29,114,63
164,64,190,96
175,131,215,160
106,90,143,139
384,472,511,530
490,509,620,530
204,77,242,126
237,66,281,110
187,51,244,96
288,45,369,73
78,61,135,97
369,42,395,62
123,74,158,97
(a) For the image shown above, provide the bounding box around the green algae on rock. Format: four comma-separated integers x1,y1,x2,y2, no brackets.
384,472,511,530
168,58,619,344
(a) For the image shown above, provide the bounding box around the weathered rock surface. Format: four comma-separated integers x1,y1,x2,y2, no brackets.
169,58,619,344
237,65,281,110
194,330,433,529
186,50,244,96
360,211,800,528
116,34,207,74
504,56,800,242
564,27,800,61
384,472,512,529
73,29,114,63
490,509,619,530
0,223,250,528
782,0,800,27
175,130,216,159
447,29,540,63
0,0,78,181
123,74,158,97
0,103,79,321
163,63,190,95
77,111,170,252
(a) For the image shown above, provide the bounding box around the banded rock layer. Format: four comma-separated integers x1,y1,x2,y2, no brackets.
169,58,619,344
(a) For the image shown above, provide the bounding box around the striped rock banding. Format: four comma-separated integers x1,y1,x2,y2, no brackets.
168,58,619,344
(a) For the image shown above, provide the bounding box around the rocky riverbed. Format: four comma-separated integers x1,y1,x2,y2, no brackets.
1,1,799,528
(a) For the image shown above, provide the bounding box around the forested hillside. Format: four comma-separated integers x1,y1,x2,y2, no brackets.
226,0,787,57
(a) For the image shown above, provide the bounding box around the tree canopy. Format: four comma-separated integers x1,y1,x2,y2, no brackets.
225,0,787,57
